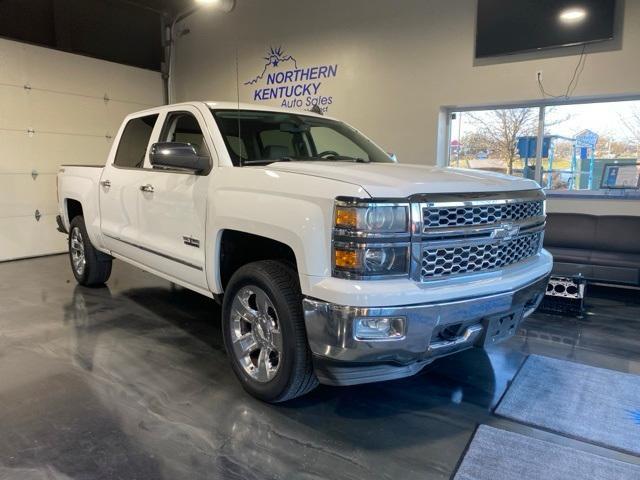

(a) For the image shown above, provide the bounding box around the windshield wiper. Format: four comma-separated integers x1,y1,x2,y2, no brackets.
326,155,370,163
307,155,371,163
242,156,371,166
242,157,293,166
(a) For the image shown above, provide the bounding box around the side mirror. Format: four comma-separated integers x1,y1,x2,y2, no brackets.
388,152,398,162
149,142,210,173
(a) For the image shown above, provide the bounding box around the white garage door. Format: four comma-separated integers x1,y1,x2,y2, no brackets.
0,38,163,261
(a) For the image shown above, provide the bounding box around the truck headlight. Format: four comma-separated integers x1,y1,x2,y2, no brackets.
332,199,411,279
335,205,408,233
334,245,409,277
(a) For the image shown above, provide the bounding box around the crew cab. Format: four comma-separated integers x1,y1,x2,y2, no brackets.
56,101,552,402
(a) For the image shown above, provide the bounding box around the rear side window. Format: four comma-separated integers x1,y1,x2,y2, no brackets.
113,114,158,168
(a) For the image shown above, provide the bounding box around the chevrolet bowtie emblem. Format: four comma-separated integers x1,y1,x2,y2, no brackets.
491,223,520,241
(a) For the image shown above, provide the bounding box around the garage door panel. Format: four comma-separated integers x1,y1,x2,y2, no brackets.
26,45,160,107
27,47,113,100
1,85,153,141
32,134,112,169
0,174,58,219
0,87,30,131
0,40,28,85
0,130,34,173
0,131,111,174
0,215,67,261
105,69,163,107
0,37,162,261
28,91,112,136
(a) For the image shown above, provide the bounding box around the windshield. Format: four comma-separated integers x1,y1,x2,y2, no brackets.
211,109,395,166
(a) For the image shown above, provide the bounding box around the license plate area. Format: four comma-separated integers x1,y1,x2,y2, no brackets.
483,309,524,346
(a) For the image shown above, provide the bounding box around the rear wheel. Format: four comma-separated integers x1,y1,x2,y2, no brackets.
69,216,112,287
222,260,318,402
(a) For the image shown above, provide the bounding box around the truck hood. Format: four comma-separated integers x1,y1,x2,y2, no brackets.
266,162,540,197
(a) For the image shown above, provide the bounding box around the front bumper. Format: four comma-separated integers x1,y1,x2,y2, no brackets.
303,274,548,386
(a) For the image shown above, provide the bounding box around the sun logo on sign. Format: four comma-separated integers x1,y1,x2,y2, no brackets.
244,46,298,85
264,46,293,67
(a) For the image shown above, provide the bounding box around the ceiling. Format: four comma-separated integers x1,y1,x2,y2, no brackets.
123,0,194,16
0,0,199,71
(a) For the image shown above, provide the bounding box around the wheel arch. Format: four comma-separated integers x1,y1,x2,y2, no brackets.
65,198,84,225
215,229,300,292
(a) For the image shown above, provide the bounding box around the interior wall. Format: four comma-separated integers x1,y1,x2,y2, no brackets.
173,0,640,215
0,38,163,261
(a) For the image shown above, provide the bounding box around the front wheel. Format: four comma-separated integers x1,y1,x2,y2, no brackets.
68,216,112,287
222,260,318,402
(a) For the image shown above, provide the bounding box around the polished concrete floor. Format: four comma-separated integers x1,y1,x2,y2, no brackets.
1,254,639,480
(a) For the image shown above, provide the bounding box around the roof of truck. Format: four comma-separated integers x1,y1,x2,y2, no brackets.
125,101,336,122
204,101,334,120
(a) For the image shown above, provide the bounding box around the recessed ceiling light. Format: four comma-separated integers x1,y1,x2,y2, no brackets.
559,7,588,24
194,0,236,12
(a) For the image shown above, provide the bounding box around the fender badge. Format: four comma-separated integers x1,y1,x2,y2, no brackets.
183,236,200,248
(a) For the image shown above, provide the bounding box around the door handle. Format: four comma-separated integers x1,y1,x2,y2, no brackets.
139,184,154,193
100,180,111,188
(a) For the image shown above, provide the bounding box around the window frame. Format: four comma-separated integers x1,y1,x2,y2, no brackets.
445,95,640,200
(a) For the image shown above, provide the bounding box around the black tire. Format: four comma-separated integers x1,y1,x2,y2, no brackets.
222,260,318,402
68,216,112,287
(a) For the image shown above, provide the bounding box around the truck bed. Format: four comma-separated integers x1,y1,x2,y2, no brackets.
57,165,105,245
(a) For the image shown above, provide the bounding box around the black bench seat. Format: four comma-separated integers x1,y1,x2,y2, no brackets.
544,213,640,286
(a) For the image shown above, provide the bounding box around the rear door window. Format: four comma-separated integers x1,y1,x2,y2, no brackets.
113,114,158,168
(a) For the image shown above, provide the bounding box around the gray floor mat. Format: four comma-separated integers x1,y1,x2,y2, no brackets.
495,355,640,455
454,425,640,480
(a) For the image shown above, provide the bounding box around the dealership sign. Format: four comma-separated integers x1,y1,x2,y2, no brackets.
244,47,338,113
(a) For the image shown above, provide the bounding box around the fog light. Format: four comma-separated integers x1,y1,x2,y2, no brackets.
353,317,405,341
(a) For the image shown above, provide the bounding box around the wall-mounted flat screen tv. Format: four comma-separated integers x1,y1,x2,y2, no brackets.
476,0,617,58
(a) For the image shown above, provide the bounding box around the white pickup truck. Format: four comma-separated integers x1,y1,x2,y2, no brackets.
57,101,552,402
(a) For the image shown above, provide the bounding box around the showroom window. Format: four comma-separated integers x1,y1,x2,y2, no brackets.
448,99,640,197
113,114,159,168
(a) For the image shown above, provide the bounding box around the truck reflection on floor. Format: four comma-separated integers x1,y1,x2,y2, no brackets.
63,283,498,412
63,285,111,371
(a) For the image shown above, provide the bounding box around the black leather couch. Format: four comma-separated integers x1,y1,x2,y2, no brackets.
544,213,640,286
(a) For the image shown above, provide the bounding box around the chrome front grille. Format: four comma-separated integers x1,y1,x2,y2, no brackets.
423,200,544,230
414,191,546,281
421,232,543,278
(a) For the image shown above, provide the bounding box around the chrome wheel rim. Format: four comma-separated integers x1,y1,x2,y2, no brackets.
70,227,86,276
230,285,283,383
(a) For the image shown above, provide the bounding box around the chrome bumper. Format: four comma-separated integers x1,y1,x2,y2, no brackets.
303,274,548,386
